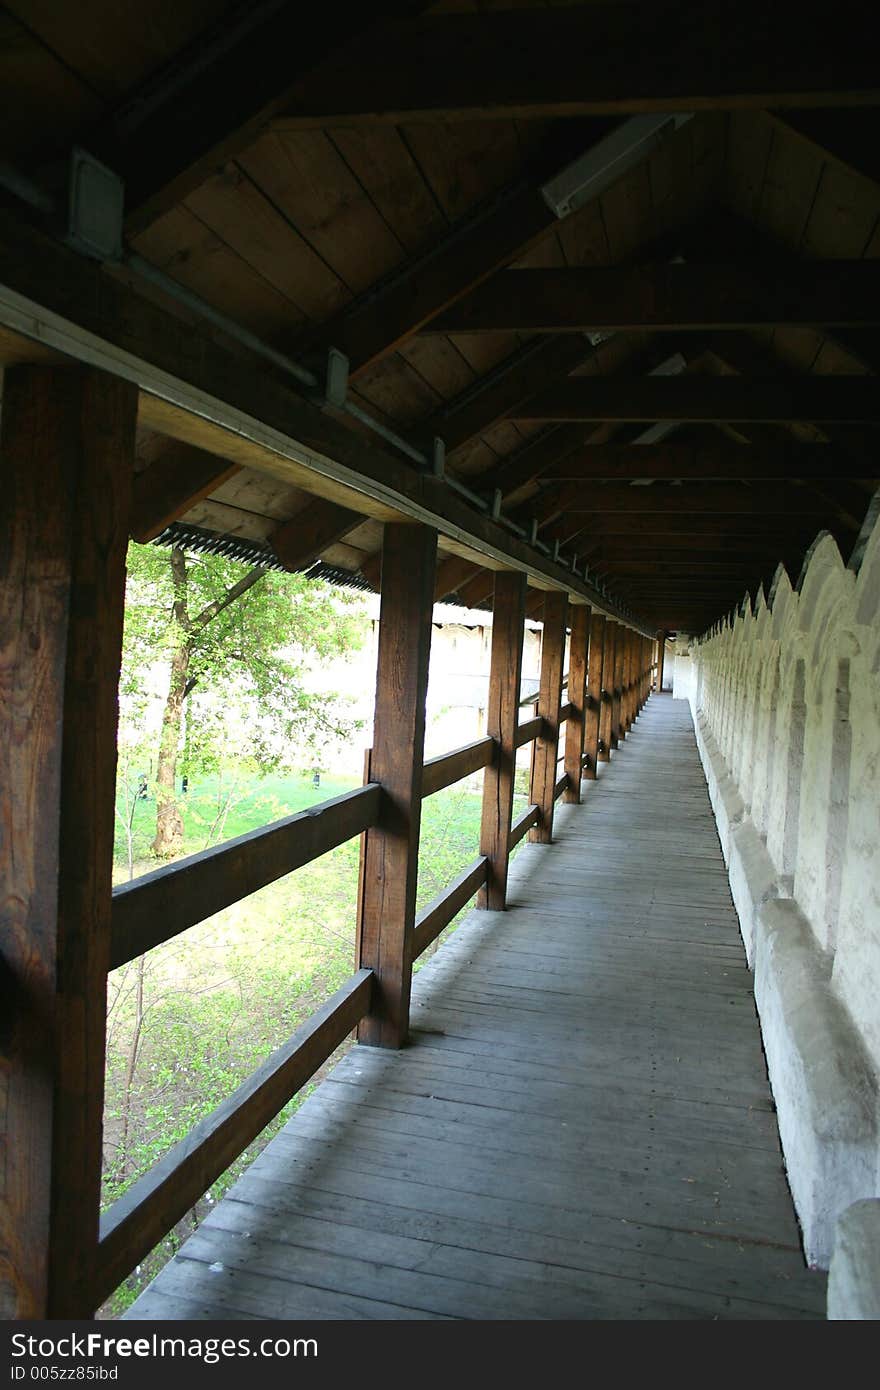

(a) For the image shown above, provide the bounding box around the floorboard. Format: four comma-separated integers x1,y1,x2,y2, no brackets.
124,696,827,1321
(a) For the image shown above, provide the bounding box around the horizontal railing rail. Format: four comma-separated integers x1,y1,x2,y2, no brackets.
509,803,540,848
95,968,373,1307
412,856,489,958
110,783,381,968
421,736,494,798
515,715,544,748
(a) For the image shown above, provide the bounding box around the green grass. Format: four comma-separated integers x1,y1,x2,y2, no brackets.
102,765,520,1317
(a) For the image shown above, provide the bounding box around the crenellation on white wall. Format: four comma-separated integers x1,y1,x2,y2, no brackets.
681,505,880,1270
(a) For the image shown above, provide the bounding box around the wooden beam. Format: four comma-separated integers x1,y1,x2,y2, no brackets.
478,572,527,910
434,553,484,602
541,483,836,516
597,621,617,762
582,611,606,780
427,263,880,334
96,969,372,1304
299,122,629,378
529,592,568,843
422,736,494,799
0,206,638,628
562,604,590,805
307,193,556,380
0,365,137,1318
270,497,364,572
356,523,436,1048
430,337,596,459
94,3,432,236
611,624,626,749
130,445,241,542
539,440,880,481
414,857,489,958
597,560,787,576
512,376,880,423
112,785,381,969
273,4,879,127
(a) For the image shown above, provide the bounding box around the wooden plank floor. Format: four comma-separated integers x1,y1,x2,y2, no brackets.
126,696,826,1321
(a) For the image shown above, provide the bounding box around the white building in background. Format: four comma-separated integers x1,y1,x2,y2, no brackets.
305,595,545,776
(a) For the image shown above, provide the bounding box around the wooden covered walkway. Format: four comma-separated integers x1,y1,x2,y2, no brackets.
127,698,826,1321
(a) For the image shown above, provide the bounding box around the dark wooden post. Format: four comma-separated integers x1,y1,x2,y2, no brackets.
356,523,437,1048
478,571,527,909
610,622,624,750
598,619,617,762
562,603,590,804
621,628,633,732
582,611,605,779
656,632,666,693
529,591,568,842
1,365,137,1319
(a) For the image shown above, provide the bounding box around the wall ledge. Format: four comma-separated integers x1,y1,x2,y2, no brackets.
691,706,879,1268
827,1200,880,1319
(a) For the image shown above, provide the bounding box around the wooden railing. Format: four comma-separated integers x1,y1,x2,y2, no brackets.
94,605,653,1310
95,693,561,1301
110,784,382,968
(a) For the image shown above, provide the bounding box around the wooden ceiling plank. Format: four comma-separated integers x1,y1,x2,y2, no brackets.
269,497,366,572
93,2,435,237
130,446,242,543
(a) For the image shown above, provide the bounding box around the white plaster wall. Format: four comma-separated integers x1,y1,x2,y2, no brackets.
683,517,880,1271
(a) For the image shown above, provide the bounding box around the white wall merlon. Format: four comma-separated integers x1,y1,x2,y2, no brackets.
678,507,880,1282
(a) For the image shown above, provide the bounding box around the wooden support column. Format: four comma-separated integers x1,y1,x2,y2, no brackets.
610,623,625,749
622,628,634,731
356,523,437,1048
582,611,605,779
562,603,590,804
528,591,568,842
478,571,527,909
1,365,137,1319
598,619,617,762
656,633,667,693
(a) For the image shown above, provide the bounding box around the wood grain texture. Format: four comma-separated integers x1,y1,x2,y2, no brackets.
422,738,494,800
478,572,527,910
0,366,136,1317
112,785,381,969
529,591,568,844
562,604,590,805
357,524,437,1047
582,611,606,780
130,445,241,542
597,620,617,763
96,970,373,1305
413,858,488,959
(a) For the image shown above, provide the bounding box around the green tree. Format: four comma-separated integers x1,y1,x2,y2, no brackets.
121,541,366,858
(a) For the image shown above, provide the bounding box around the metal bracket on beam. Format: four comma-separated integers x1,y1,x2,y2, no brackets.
325,347,349,409
528,519,539,546
432,436,446,478
491,488,503,521
552,540,561,563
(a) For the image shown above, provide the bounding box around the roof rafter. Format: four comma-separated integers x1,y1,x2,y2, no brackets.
272,3,878,129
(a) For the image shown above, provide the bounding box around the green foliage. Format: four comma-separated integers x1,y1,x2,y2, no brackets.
121,541,368,782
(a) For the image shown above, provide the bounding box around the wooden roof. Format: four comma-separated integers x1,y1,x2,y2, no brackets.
2,1,879,633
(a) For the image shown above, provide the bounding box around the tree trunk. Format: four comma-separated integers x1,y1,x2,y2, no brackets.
151,547,191,858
